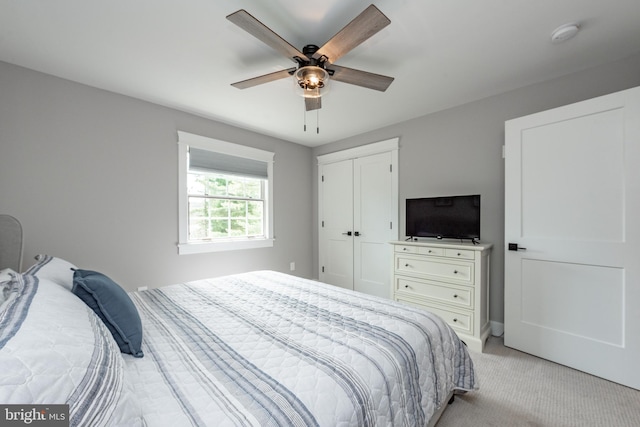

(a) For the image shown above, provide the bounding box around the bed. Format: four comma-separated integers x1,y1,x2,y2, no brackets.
0,255,477,426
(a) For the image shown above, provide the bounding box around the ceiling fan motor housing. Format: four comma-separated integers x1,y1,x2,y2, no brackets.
302,44,320,58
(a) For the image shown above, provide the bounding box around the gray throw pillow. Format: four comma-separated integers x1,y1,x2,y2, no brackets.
72,269,144,358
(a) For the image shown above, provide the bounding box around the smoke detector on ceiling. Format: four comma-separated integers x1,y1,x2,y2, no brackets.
550,23,580,44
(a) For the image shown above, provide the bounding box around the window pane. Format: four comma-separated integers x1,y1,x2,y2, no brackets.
188,197,207,240
227,178,245,197
244,180,261,199
187,169,266,242
229,219,246,236
228,200,246,218
209,219,229,238
205,175,228,197
187,174,206,196
209,198,228,217
188,172,264,200
247,219,263,235
188,196,265,241
247,201,263,219
189,219,208,240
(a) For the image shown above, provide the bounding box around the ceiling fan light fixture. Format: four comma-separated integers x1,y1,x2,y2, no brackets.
294,66,329,97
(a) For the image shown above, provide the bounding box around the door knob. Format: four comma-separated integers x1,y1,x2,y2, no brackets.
342,231,352,236
508,243,527,251
354,231,361,236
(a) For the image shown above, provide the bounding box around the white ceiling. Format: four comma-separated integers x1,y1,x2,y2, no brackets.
1,1,639,147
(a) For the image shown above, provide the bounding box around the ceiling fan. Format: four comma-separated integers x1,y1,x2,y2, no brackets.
226,4,394,113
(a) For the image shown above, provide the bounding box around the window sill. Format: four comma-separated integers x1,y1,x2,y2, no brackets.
178,238,274,254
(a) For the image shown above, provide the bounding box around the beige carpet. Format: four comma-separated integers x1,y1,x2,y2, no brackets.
436,336,640,427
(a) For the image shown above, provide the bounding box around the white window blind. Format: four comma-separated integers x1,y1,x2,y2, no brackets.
189,148,268,179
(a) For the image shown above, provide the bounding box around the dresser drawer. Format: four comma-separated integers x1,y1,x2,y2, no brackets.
417,246,445,256
395,245,445,256
395,297,473,335
445,248,475,260
395,254,474,285
395,245,419,254
395,276,473,309
427,305,473,335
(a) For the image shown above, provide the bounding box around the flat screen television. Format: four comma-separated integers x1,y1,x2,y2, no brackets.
405,195,480,241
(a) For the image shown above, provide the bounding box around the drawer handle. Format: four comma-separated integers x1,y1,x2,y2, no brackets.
428,250,432,253
453,270,458,274
403,247,408,251
404,285,410,289
453,294,458,298
457,252,462,256
405,263,410,267
453,318,458,323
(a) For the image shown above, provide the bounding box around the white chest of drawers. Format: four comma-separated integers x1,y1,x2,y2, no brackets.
391,241,492,352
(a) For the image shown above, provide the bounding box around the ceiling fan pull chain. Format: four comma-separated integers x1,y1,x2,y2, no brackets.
304,109,307,132
317,110,320,134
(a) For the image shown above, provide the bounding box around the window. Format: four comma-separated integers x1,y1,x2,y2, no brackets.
187,170,265,241
177,131,274,254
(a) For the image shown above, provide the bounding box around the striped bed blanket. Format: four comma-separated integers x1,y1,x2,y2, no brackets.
125,270,477,426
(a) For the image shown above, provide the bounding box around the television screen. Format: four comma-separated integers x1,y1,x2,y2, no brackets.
406,195,480,240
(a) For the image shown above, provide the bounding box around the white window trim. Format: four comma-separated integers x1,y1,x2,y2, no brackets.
177,131,274,254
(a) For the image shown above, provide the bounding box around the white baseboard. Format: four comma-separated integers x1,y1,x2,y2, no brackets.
490,321,504,337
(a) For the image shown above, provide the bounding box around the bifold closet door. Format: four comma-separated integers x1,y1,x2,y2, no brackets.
353,152,395,298
319,149,396,298
319,159,354,290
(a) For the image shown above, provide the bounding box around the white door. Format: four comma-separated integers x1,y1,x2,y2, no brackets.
319,159,354,290
318,140,398,298
354,152,395,298
504,86,640,389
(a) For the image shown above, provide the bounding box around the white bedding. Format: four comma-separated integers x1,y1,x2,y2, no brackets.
125,270,477,426
1,261,476,427
0,273,143,426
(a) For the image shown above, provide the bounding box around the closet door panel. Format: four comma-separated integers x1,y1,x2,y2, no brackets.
319,159,354,290
354,152,394,298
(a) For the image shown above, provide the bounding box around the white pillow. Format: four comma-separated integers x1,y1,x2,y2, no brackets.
0,268,18,309
0,268,15,282
24,255,77,291
0,275,144,426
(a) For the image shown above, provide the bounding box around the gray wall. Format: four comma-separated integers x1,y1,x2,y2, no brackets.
312,52,640,325
4,51,640,320
0,61,313,290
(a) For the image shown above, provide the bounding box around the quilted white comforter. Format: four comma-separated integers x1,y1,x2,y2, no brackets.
0,273,143,426
125,270,476,427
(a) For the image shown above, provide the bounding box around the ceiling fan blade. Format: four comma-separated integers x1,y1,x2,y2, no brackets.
313,4,390,64
328,64,394,92
227,9,307,62
231,68,296,89
305,93,322,111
